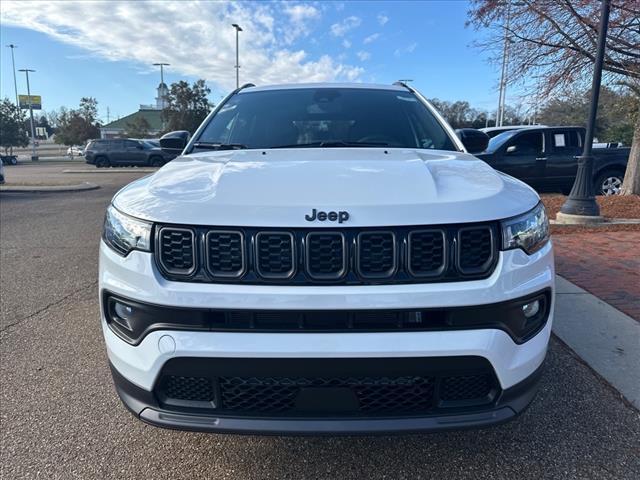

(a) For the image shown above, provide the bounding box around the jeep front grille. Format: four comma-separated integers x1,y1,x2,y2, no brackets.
154,224,497,284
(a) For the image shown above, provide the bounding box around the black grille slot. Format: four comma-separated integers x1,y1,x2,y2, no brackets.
357,232,396,278
457,227,494,274
206,231,244,278
408,230,446,276
306,232,346,280
440,374,494,402
160,376,213,402
255,232,295,278
158,228,195,275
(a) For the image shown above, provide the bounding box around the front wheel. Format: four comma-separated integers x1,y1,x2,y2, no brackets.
95,157,109,168
150,157,164,167
594,171,624,196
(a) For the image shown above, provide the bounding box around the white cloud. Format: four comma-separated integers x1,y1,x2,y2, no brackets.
356,51,371,61
282,4,320,44
330,16,362,37
342,39,352,49
377,14,389,26
0,1,363,91
394,42,418,56
363,33,380,45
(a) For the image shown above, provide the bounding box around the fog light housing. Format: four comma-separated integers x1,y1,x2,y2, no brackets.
522,300,540,319
113,302,134,331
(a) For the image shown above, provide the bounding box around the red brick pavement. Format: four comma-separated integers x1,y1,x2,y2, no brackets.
553,231,640,321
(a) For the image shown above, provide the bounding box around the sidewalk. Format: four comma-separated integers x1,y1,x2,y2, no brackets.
551,229,639,409
553,231,640,321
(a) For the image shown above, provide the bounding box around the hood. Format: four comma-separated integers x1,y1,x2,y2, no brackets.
113,148,539,227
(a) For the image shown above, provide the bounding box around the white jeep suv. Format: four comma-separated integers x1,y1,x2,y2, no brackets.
100,83,553,434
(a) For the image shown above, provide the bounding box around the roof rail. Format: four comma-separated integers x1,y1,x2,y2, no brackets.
393,81,414,92
239,83,255,90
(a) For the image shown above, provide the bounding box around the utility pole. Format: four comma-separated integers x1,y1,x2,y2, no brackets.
107,106,110,124
153,62,170,130
18,68,38,161
6,44,19,106
232,24,243,88
496,1,511,127
558,0,611,222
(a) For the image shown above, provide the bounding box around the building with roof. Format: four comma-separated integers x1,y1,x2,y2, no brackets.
99,82,168,139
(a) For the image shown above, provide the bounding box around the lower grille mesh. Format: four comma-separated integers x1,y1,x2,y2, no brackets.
158,372,496,416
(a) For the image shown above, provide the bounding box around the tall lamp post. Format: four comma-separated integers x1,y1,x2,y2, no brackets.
232,23,243,88
18,68,38,161
6,44,19,106
153,62,170,130
496,1,512,127
557,0,610,222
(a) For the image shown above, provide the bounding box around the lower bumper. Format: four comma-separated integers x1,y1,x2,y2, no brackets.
110,359,544,435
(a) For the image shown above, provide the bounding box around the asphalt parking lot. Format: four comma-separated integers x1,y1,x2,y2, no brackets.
1,163,639,479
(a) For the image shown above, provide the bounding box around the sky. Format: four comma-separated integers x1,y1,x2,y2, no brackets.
0,0,509,124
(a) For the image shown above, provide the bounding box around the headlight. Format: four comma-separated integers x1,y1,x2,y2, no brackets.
501,202,550,254
103,205,152,256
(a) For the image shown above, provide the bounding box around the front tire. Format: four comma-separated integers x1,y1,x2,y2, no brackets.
95,157,110,168
150,157,164,167
594,170,624,196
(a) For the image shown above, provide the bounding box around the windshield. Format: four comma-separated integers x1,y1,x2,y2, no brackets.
195,88,457,151
487,130,520,152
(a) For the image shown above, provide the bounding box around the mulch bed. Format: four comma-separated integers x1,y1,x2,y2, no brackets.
541,194,640,234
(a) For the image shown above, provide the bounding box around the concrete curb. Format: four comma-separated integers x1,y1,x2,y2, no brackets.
551,218,640,226
553,275,639,409
62,168,156,174
0,182,99,193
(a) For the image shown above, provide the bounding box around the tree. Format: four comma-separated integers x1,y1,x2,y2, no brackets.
538,87,639,145
163,79,212,134
55,98,101,146
468,0,640,194
124,116,151,138
429,98,525,129
0,98,29,155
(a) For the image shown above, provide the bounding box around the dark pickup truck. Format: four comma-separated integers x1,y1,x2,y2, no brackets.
474,126,630,195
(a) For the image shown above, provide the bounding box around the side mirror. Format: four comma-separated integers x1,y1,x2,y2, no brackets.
506,145,517,154
160,130,190,154
455,128,490,154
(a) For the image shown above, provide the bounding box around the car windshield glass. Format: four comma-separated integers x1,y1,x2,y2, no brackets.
487,130,519,152
196,88,457,151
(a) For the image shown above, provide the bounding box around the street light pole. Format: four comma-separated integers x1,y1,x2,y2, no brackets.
7,44,19,106
232,24,243,88
18,68,38,161
558,0,610,221
153,62,170,130
496,1,511,127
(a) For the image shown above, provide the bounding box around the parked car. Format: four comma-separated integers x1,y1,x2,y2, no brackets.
0,161,5,184
67,145,85,157
475,126,630,195
100,83,553,435
85,138,175,168
1,154,18,165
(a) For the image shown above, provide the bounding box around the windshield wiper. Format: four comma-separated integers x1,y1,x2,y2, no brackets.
192,142,247,150
271,141,389,149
